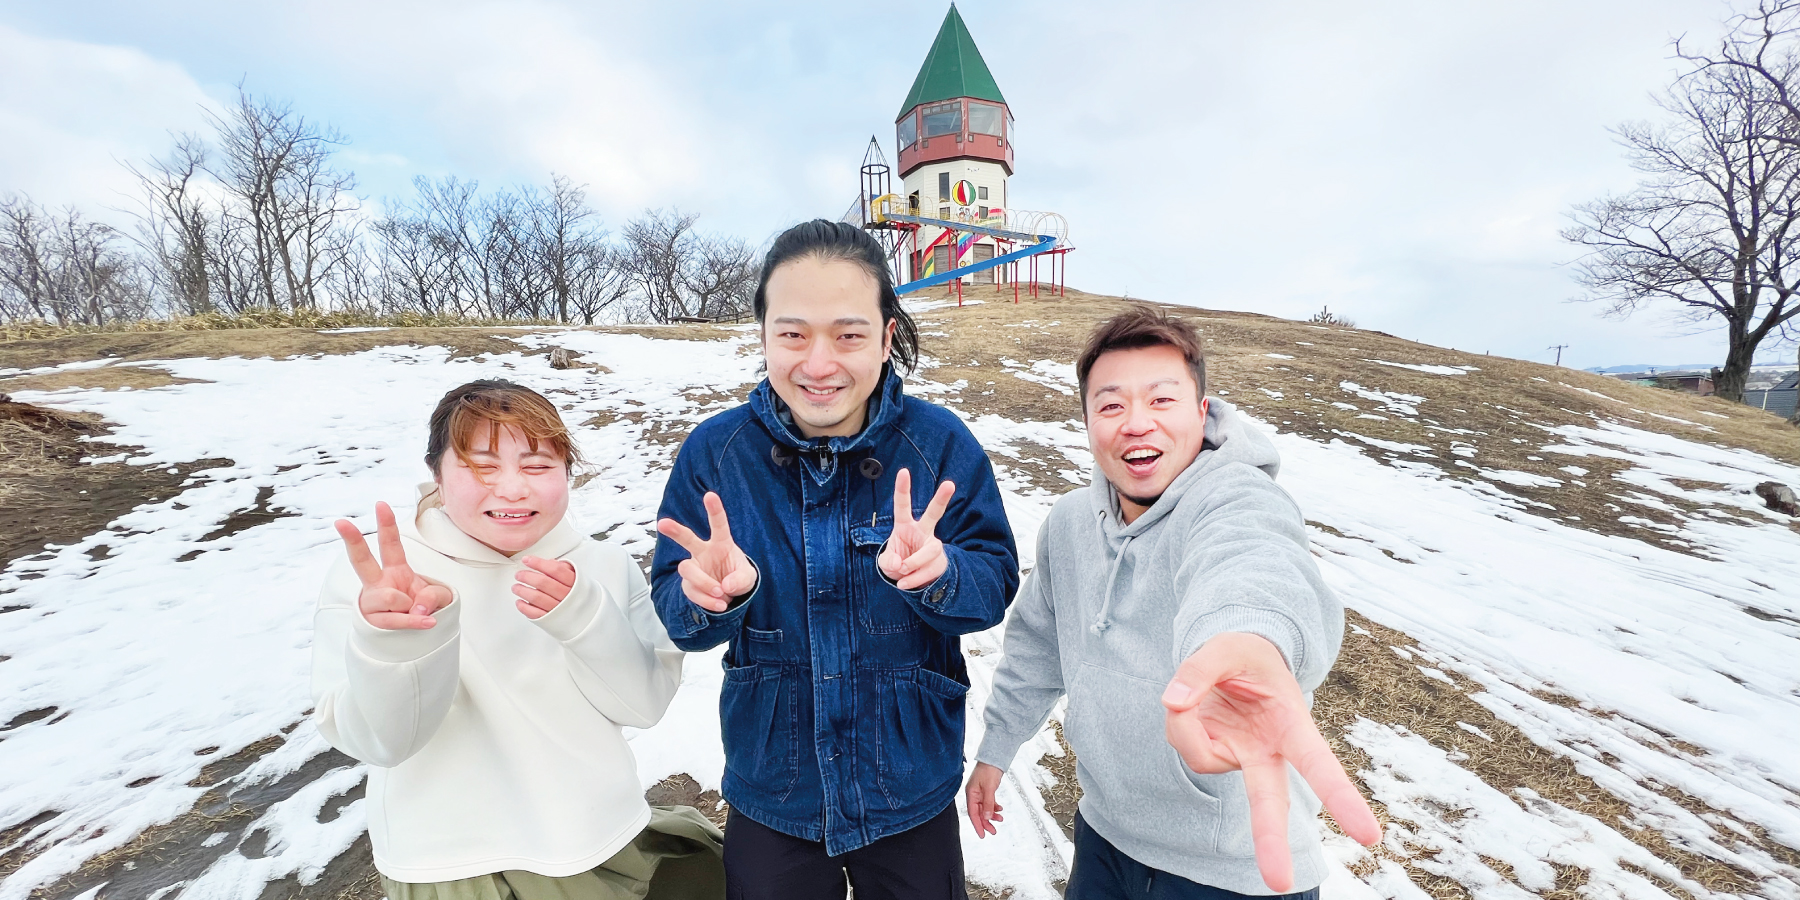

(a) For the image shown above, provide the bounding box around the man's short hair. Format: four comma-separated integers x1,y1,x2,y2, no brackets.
1075,305,1207,412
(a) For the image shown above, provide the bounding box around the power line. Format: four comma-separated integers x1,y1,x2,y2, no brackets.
1549,344,1570,366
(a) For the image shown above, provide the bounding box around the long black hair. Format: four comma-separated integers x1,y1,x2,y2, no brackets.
752,219,920,374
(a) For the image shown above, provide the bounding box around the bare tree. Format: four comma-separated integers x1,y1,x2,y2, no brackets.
206,87,359,312
0,195,154,325
683,233,757,320
618,209,758,323
1564,43,1800,402
621,209,700,322
1676,0,1800,420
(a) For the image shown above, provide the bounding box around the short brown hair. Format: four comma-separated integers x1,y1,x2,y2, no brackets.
1076,305,1207,413
425,380,583,476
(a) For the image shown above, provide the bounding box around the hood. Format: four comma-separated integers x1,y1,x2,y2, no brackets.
1090,398,1280,542
408,482,585,565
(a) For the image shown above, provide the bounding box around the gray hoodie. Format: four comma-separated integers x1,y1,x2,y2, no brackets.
976,399,1343,894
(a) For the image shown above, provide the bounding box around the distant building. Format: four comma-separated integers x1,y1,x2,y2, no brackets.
896,6,1012,283
1744,371,1799,418
1612,369,1715,396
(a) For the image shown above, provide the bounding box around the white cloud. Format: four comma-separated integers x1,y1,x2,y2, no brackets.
0,0,1784,367
0,23,215,222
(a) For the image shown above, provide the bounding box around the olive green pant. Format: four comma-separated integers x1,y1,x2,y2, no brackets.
382,806,726,900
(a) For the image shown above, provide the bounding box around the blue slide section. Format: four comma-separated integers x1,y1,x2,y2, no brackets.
886,212,1060,293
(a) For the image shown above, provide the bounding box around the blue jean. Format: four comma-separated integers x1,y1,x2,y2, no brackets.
1067,812,1322,900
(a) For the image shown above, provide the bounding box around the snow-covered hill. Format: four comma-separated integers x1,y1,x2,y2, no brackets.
1,292,1796,900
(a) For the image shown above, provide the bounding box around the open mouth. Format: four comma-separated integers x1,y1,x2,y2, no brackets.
485,510,537,522
1122,447,1162,474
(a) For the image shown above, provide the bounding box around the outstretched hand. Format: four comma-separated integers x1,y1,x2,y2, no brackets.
657,491,758,612
879,468,956,591
1163,632,1381,891
334,501,453,630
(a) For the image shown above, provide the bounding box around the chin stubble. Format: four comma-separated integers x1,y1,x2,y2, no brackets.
1120,491,1162,509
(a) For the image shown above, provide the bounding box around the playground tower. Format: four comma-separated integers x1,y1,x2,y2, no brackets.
895,5,1012,283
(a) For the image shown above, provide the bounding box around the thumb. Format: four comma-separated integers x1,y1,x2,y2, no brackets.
1164,651,1225,712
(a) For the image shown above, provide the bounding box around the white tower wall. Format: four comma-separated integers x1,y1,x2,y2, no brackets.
901,158,1011,283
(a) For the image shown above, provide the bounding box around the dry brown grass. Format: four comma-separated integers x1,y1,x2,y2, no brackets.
0,365,205,394
1314,611,1774,898
905,283,1800,555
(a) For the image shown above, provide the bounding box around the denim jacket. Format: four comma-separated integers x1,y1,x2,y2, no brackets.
651,367,1019,855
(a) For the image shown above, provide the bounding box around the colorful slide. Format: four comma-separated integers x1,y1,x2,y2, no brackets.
869,196,1062,293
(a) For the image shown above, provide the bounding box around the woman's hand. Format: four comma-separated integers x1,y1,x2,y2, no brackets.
334,501,453,630
514,556,575,620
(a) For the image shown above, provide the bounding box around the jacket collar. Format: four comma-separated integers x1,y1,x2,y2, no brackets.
748,363,905,456
407,482,585,565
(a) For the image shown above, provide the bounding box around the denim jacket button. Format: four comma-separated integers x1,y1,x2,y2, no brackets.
930,587,946,603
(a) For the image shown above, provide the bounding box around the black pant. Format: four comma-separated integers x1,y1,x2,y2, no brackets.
1067,812,1322,900
722,805,967,900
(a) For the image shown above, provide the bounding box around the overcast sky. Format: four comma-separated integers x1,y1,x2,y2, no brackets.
1,0,1787,370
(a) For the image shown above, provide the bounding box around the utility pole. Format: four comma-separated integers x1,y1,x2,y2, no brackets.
1549,344,1570,366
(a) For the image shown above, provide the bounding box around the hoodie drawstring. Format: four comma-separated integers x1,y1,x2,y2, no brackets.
1092,534,1133,634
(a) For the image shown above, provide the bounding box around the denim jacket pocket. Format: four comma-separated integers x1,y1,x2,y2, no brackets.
852,521,920,635
872,667,968,808
719,663,800,803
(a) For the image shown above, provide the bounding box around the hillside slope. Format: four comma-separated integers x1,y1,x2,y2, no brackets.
0,286,1795,900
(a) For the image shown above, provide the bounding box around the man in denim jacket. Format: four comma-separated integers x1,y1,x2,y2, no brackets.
652,220,1019,900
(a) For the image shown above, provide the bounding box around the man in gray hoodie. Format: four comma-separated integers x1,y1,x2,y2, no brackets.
966,306,1380,898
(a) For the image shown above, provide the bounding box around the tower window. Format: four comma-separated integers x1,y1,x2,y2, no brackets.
968,102,1004,137
977,186,988,201
921,101,961,138
938,172,950,201
898,114,918,150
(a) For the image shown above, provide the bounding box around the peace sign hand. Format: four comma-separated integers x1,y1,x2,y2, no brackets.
656,491,758,613
333,501,454,630
880,468,956,591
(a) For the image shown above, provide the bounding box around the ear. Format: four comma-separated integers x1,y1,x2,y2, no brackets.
882,317,897,359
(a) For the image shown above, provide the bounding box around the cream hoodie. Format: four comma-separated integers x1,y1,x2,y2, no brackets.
310,491,683,883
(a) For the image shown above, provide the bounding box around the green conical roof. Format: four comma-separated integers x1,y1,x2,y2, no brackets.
897,5,1006,120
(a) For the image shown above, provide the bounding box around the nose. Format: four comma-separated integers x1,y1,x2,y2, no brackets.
1121,402,1156,436
493,466,530,501
798,338,838,381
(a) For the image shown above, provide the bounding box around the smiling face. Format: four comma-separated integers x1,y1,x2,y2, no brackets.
761,255,895,438
435,423,570,555
1085,344,1208,524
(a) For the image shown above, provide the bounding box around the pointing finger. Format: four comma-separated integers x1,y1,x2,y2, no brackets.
1242,758,1295,892
657,517,705,556
334,519,382,586
892,468,914,527
375,501,409,571
917,479,956,533
1287,726,1381,845
703,492,734,548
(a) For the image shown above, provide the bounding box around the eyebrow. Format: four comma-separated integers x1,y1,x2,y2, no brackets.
1090,377,1184,397
771,316,873,328
464,449,557,460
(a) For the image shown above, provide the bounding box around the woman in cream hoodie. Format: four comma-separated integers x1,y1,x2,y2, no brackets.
311,379,722,900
